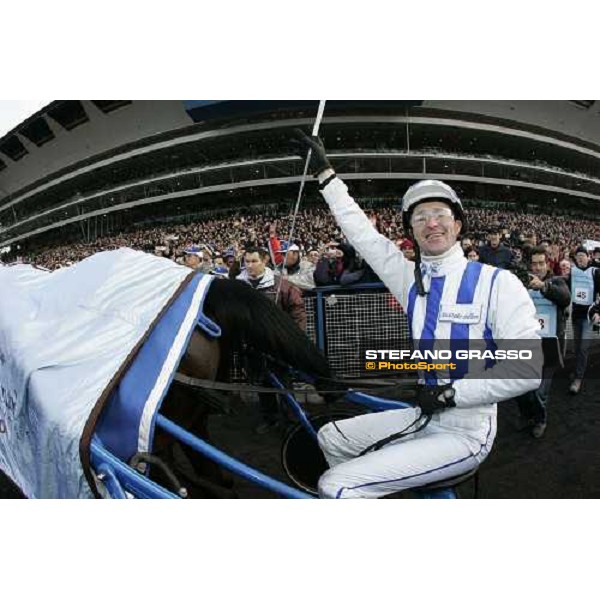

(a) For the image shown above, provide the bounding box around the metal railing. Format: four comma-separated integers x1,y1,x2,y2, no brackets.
303,283,410,379
231,283,410,381
231,282,589,381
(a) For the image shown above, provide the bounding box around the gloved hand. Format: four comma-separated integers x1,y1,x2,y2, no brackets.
414,384,456,416
289,128,333,177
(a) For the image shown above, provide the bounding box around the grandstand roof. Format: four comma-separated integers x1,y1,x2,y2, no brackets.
4,100,600,250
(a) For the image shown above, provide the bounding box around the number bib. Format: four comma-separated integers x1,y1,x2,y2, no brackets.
571,266,594,306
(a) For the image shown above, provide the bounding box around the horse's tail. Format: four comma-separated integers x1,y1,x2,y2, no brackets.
203,277,333,380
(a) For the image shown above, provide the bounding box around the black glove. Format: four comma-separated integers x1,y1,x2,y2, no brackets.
414,384,456,416
289,128,333,177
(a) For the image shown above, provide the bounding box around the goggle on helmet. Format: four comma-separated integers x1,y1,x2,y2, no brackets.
401,180,468,234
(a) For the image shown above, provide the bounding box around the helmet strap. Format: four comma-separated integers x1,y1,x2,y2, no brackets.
410,230,427,297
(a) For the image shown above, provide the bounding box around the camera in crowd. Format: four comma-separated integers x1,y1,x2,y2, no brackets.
509,261,534,289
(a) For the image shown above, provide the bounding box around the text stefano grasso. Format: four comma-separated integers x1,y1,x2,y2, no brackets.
364,349,533,361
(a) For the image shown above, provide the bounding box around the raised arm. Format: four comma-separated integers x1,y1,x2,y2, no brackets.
319,173,412,306
289,130,413,306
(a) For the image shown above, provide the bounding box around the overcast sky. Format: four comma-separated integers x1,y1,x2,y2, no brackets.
0,100,52,138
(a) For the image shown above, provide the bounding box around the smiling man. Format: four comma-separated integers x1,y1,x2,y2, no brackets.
291,129,541,499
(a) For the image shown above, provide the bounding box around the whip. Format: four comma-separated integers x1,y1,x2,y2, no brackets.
275,100,326,303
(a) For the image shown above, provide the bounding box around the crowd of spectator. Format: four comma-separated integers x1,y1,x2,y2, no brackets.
4,203,600,285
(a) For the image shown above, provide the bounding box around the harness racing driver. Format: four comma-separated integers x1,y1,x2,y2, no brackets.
291,130,542,499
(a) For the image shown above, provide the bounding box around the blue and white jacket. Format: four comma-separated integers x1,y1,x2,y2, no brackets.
321,176,541,435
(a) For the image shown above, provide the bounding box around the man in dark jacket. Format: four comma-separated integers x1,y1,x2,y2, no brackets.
237,246,306,432
479,227,513,269
237,247,306,328
516,246,571,437
314,240,346,286
314,240,369,286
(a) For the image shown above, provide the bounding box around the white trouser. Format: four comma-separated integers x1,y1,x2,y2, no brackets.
317,408,496,499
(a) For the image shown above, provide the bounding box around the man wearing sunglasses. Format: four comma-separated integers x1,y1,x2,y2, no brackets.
290,130,542,499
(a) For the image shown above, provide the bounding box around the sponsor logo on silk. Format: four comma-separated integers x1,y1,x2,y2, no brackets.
438,303,482,324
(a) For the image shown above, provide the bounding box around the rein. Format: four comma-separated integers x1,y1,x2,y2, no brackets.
173,372,418,398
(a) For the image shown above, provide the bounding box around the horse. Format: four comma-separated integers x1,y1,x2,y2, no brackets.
149,276,336,498
0,253,337,499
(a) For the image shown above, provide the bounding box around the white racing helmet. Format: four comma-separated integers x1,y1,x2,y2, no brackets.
401,180,467,233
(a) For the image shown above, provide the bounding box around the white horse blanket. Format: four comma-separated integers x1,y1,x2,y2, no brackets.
0,249,196,498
